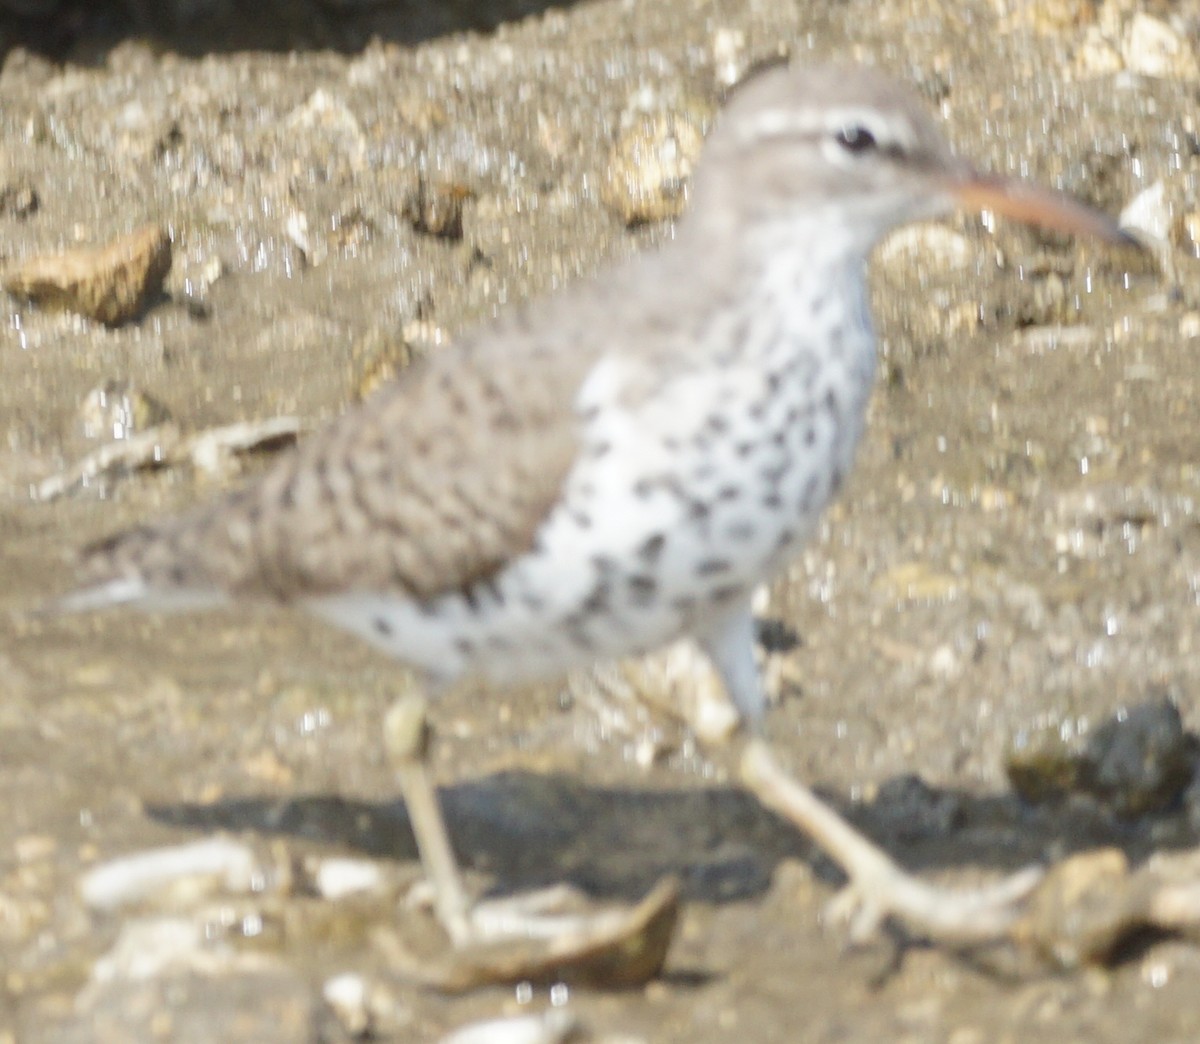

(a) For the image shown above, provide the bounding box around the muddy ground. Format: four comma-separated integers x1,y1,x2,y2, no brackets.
2,0,1200,1040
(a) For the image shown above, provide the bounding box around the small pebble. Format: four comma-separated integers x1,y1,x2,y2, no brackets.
1079,697,1197,816
403,176,472,240
876,224,974,271
4,223,172,326
1007,697,1197,815
352,323,433,400
0,178,38,218
77,380,172,441
1122,13,1200,81
603,88,712,226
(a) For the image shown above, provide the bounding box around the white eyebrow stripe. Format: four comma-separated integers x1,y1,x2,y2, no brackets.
742,109,821,139
741,105,920,153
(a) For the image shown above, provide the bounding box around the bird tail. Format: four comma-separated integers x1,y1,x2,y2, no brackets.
46,575,154,615
41,573,228,617
39,524,228,617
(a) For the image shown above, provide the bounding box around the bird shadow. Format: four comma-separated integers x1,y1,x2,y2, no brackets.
146,767,1200,906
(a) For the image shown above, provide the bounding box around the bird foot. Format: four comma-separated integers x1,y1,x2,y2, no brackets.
383,694,678,987
741,739,1043,946
822,858,1043,947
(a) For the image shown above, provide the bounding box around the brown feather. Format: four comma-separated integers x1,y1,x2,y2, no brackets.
75,297,606,603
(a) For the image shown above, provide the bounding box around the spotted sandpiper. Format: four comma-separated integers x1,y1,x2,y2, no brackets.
52,63,1134,957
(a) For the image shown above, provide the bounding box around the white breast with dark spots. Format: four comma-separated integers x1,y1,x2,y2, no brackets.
307,254,876,689
507,337,871,667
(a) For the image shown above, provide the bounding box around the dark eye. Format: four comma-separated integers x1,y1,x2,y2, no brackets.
833,125,878,153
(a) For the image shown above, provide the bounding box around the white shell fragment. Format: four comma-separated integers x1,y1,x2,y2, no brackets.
438,1010,579,1044
34,415,301,501
79,837,262,911
311,856,390,900
323,973,371,1037
1119,180,1171,244
90,917,210,982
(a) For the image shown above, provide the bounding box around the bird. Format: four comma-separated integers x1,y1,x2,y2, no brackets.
50,62,1134,956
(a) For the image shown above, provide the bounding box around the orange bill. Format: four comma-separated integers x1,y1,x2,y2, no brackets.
951,171,1139,247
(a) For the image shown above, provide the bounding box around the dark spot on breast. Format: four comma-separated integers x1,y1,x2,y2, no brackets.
169,565,187,585
696,558,731,576
589,440,612,460
831,466,845,495
570,509,593,530
735,440,756,458
633,477,654,498
581,579,611,614
717,485,741,501
521,591,545,612
565,622,594,651
725,520,756,542
591,554,616,575
627,574,657,606
638,533,666,564
688,499,711,522
454,637,474,655
760,460,789,483
709,583,742,605
660,475,689,502
804,425,817,447
705,413,729,434
799,475,819,512
672,595,697,614
762,492,783,510
374,616,394,637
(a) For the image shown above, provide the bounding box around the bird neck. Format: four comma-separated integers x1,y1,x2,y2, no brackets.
718,205,879,370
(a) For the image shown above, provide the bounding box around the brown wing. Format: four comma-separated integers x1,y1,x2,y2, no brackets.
74,310,601,605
